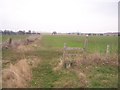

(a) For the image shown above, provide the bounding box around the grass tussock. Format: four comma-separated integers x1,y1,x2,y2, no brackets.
2,59,32,88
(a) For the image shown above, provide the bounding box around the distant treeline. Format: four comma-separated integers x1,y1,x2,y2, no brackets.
67,32,119,36
0,30,40,35
0,30,119,36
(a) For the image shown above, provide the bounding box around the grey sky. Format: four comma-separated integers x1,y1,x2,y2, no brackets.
0,0,119,33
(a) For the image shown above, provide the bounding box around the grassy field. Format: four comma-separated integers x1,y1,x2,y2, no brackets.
2,35,119,88
42,35,118,53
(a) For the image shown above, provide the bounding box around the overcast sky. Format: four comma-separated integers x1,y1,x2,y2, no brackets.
0,0,119,33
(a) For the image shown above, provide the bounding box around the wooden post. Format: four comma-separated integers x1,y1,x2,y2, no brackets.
84,35,88,51
106,45,110,54
63,43,66,61
8,38,12,45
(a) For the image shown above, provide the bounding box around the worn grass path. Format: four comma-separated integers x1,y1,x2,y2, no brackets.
29,35,81,88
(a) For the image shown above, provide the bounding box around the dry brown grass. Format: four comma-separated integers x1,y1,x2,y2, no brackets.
2,59,32,88
2,56,41,88
53,58,63,71
78,72,89,87
2,36,42,88
27,56,41,68
73,53,118,77
75,53,118,68
17,45,34,52
16,36,41,52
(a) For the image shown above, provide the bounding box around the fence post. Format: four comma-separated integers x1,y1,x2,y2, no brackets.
84,35,88,51
8,38,12,45
106,44,110,55
63,43,66,61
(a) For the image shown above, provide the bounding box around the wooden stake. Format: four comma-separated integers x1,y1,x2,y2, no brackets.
84,35,88,51
63,43,66,61
106,45,110,54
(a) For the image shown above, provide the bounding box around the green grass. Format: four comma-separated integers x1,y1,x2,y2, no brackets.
88,65,118,88
41,35,118,53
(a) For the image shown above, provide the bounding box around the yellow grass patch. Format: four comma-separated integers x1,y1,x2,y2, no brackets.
2,59,32,88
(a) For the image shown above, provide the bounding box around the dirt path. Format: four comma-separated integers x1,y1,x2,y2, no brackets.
2,35,42,88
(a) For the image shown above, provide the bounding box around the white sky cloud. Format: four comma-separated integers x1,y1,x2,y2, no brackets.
0,0,119,33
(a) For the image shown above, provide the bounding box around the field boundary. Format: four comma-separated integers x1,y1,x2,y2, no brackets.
2,35,40,49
